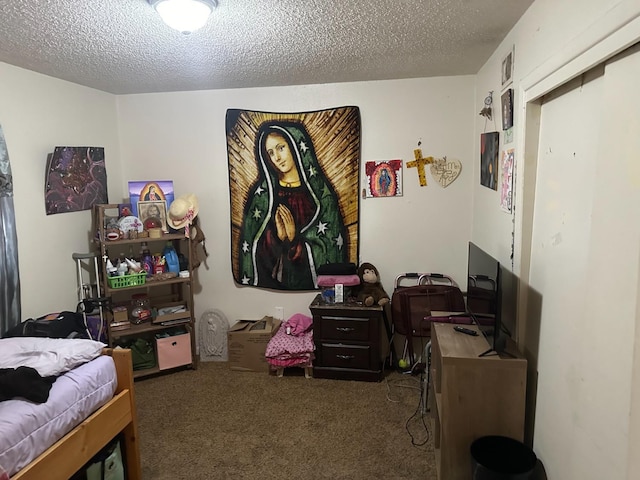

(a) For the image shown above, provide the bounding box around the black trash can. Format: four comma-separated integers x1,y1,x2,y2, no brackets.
470,435,537,480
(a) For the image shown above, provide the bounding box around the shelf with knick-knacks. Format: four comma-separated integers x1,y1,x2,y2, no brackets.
92,204,197,378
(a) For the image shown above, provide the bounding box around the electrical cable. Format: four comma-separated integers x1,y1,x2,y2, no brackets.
384,371,431,448
405,370,431,448
384,374,421,403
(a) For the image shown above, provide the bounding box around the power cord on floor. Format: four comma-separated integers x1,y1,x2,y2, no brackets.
384,373,421,403
405,371,431,447
384,370,431,448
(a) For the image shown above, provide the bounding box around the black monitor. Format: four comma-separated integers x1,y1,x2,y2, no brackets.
466,242,511,357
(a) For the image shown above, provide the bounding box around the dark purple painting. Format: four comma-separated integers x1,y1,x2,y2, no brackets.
45,146,108,215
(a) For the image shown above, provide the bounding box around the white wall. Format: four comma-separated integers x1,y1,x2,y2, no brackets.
474,0,640,478
115,77,475,325
0,63,474,341
0,63,121,320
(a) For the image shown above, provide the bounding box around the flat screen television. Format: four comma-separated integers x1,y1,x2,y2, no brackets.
466,242,512,357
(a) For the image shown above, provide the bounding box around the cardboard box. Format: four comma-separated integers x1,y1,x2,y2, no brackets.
228,316,281,372
112,306,129,323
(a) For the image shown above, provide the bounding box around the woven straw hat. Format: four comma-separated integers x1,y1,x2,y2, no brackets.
168,194,199,229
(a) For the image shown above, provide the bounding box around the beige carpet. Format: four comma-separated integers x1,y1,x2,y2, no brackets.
134,362,436,479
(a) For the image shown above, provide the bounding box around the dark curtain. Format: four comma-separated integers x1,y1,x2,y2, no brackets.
0,125,21,336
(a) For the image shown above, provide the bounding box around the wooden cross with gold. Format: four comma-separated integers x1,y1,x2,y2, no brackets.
406,148,434,186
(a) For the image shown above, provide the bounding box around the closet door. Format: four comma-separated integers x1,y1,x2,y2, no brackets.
529,45,640,480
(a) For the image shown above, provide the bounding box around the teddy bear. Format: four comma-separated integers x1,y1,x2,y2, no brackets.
356,262,390,307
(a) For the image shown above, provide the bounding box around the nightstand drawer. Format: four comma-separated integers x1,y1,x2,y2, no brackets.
317,315,370,342
318,343,371,369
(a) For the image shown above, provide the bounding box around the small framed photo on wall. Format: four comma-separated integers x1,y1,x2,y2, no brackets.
480,132,499,191
501,89,513,131
501,45,514,89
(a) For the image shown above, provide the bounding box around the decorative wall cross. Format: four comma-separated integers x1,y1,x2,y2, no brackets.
406,148,434,186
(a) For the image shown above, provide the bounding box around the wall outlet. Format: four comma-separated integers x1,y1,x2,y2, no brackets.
275,306,284,321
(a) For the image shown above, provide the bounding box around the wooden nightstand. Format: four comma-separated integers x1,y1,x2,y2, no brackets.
309,294,386,381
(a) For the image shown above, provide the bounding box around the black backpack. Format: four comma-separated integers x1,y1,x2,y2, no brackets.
3,311,88,339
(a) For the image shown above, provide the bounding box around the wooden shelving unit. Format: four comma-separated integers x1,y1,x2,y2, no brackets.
430,322,527,480
92,204,197,378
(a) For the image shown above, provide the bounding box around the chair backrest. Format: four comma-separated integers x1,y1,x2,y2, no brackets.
391,284,465,337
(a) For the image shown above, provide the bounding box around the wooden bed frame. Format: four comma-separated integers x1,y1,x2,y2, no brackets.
11,348,141,480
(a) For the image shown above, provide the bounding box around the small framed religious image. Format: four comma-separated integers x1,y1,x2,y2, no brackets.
138,200,168,232
501,45,514,88
364,160,403,197
501,89,514,131
118,203,133,218
128,180,174,218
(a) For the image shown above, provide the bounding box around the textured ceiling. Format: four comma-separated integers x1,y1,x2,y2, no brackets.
0,0,534,95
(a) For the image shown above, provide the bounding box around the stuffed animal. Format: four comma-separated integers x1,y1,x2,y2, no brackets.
356,262,390,307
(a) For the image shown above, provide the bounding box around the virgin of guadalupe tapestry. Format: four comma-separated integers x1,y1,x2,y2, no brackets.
44,146,108,215
227,106,361,291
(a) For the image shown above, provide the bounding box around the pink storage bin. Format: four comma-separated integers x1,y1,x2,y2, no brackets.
156,332,192,370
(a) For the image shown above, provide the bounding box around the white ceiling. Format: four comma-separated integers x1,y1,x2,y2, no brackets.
0,0,534,95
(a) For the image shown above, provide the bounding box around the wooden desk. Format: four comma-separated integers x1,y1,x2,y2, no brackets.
430,323,527,480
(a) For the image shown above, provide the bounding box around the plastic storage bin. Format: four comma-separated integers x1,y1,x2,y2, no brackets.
108,272,147,289
470,435,537,480
156,330,192,370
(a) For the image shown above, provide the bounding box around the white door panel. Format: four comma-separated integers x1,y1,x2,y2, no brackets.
530,45,640,480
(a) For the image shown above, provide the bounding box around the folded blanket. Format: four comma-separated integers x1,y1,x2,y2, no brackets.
267,353,313,368
317,263,357,275
283,313,313,336
317,274,361,287
265,323,315,358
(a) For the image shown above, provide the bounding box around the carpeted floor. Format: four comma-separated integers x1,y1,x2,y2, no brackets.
134,362,436,479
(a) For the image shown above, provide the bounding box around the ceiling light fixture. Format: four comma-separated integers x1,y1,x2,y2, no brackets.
148,0,217,34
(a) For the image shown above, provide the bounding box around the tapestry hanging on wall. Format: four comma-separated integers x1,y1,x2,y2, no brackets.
226,106,361,291
44,146,107,215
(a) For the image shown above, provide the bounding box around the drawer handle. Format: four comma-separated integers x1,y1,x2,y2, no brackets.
335,327,355,333
336,354,355,360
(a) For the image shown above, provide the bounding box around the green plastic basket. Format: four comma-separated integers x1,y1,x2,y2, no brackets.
108,272,147,289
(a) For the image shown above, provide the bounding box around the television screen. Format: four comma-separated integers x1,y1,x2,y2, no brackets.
466,242,504,356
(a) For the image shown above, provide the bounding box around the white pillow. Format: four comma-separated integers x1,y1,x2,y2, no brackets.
0,337,106,377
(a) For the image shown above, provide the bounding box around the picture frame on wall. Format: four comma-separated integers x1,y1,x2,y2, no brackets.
500,149,515,213
480,132,499,191
501,89,513,131
501,45,515,89
364,160,403,197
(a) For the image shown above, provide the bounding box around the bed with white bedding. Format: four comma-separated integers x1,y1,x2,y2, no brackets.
0,338,141,480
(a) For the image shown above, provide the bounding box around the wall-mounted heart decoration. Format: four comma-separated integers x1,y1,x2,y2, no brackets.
430,157,462,188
